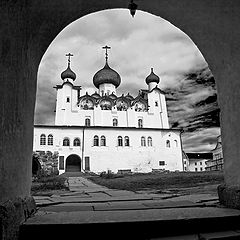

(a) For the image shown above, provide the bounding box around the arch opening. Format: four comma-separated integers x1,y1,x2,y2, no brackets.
32,156,42,176
65,154,81,172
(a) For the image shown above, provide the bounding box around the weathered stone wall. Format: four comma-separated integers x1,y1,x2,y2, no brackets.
33,151,59,176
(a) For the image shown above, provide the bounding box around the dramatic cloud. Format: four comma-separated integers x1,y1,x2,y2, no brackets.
36,9,221,152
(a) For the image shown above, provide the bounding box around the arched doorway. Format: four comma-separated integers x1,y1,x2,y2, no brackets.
32,156,41,176
65,154,81,172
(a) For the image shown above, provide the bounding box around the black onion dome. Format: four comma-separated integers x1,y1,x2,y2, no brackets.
145,68,160,85
93,62,121,88
61,66,76,81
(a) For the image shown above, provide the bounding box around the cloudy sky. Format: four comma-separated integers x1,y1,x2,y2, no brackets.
36,9,221,153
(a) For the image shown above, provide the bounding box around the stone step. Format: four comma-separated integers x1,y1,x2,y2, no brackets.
19,207,240,240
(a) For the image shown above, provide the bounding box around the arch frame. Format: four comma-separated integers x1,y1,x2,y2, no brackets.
1,2,240,237
65,154,82,172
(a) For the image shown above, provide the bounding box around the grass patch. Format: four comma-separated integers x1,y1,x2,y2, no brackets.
87,171,224,192
31,175,69,195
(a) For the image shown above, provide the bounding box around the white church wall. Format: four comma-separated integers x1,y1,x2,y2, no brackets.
160,93,169,128
33,126,183,174
83,128,183,173
55,81,169,129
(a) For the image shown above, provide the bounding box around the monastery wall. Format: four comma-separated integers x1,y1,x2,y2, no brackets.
33,126,183,174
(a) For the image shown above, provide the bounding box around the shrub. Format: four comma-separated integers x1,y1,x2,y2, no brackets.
31,175,69,194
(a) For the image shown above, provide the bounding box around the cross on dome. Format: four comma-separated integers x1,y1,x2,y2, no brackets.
61,53,76,81
65,53,73,67
102,45,111,63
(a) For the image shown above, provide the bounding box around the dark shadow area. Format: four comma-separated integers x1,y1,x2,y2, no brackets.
66,154,81,172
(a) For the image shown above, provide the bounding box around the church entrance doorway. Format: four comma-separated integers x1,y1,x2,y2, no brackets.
66,154,81,172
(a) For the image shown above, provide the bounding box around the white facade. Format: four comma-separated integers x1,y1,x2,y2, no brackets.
33,126,183,174
185,153,213,172
33,51,183,174
206,135,223,171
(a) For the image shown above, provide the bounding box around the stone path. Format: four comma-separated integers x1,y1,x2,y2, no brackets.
33,176,220,213
22,176,240,239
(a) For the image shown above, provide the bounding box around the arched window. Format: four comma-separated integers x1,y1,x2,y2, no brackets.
101,136,106,146
141,136,146,146
63,138,70,146
47,134,53,145
93,135,99,146
73,138,80,146
40,134,46,145
124,136,130,146
147,137,152,147
113,118,118,127
166,140,170,148
174,140,178,147
118,136,123,146
85,118,90,126
138,119,143,128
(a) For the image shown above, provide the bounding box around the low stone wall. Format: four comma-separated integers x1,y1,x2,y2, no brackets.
0,197,36,240
218,184,240,209
33,151,59,176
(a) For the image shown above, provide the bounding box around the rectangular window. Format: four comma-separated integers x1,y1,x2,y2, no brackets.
200,162,202,165
59,156,64,170
195,168,198,172
184,161,187,165
195,162,197,165
85,157,90,171
159,161,165,166
66,97,70,103
155,101,158,106
200,167,203,171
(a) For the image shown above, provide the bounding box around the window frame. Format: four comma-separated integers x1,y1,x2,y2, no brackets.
138,119,143,128
159,161,165,166
113,118,118,127
85,118,91,127
100,136,106,146
47,134,53,145
141,136,146,147
63,137,70,146
40,134,46,145
147,136,152,147
73,138,81,147
124,136,130,146
93,135,99,146
118,136,123,146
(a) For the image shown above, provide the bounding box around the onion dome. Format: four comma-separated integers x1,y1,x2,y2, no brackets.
61,66,76,80
145,68,160,85
61,53,76,81
93,62,121,88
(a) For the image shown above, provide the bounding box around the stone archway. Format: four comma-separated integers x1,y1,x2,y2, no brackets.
32,156,41,176
65,154,81,172
1,1,240,239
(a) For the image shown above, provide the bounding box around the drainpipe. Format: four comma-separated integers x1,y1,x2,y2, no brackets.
180,128,184,171
81,127,85,172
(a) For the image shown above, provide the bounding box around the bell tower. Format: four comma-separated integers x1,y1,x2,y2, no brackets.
55,53,80,125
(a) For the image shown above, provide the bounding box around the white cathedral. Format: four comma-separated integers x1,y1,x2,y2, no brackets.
33,47,183,174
